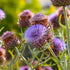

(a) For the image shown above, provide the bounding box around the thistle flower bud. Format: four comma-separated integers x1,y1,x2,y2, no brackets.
51,38,66,56
30,13,48,26
49,8,70,29
49,13,59,29
2,31,20,50
51,0,70,6
18,9,33,28
18,19,30,28
24,24,52,49
58,7,70,25
58,7,70,17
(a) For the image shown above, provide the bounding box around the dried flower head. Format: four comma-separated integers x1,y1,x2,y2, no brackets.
18,9,33,28
0,9,5,21
2,31,20,50
51,38,66,55
30,13,48,26
51,0,70,6
24,24,52,49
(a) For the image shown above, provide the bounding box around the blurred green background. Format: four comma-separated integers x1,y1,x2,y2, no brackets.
0,0,55,37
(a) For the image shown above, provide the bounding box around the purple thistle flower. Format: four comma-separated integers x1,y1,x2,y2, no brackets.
18,19,30,28
49,13,59,29
58,7,70,17
44,66,53,70
19,9,33,19
2,31,14,40
49,13,58,21
30,13,48,22
30,13,48,26
2,31,20,50
20,66,30,70
49,8,70,29
0,9,5,20
24,24,52,49
18,9,33,28
52,38,66,55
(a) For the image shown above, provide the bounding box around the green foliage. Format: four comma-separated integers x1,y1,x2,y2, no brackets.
18,0,42,13
0,0,19,36
0,0,42,37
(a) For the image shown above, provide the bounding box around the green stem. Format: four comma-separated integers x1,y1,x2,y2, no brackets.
32,52,44,70
16,61,19,70
15,47,30,67
48,46,63,70
63,6,70,57
63,6,70,70
20,27,23,40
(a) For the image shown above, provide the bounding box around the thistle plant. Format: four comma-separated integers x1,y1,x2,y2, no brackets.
51,0,70,70
0,1,70,70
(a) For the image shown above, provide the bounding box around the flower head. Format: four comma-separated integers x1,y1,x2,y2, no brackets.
0,9,5,20
2,31,20,50
51,0,70,6
18,9,33,28
58,7,70,23
30,13,48,26
24,24,52,49
18,19,30,28
2,31,14,40
49,13,60,29
58,7,70,17
19,9,33,20
52,38,66,55
49,8,70,29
